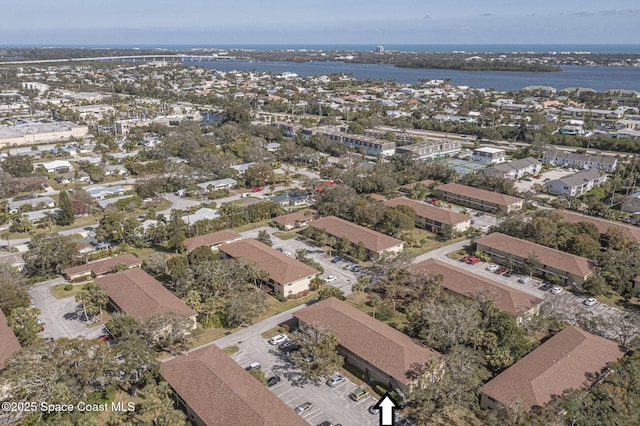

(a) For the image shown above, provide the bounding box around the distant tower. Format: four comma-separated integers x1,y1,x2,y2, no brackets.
375,45,385,53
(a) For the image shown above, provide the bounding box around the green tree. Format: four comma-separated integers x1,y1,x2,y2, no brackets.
256,229,273,247
317,285,345,301
57,190,75,226
290,322,344,383
249,368,268,386
23,233,77,278
76,282,109,322
243,162,275,188
166,209,186,253
7,306,41,345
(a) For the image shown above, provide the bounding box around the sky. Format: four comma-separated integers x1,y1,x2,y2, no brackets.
1,0,639,46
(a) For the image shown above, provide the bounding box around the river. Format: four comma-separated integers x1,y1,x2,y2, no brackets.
189,60,640,92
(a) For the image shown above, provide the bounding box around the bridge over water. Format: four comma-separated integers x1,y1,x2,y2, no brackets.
0,54,244,65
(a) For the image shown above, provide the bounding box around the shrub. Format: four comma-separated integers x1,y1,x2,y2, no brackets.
64,284,73,291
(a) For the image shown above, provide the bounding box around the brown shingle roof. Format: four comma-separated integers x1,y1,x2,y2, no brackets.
183,230,242,252
293,298,441,385
476,232,593,278
0,309,21,370
272,209,316,227
219,239,318,285
309,216,404,253
413,258,542,315
95,268,195,321
481,325,626,409
62,253,141,278
385,197,471,226
161,345,307,426
437,183,523,207
556,210,640,243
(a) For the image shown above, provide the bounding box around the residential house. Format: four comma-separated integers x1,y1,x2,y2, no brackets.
95,268,197,328
86,185,125,200
230,162,255,175
309,216,404,260
219,238,319,297
55,170,90,184
7,196,55,213
21,208,60,223
62,253,141,282
0,309,21,370
621,190,640,214
161,345,307,426
293,298,442,394
485,157,542,179
269,191,311,207
196,178,238,192
545,169,608,197
0,251,25,271
480,325,627,411
183,230,242,253
471,147,506,164
542,150,617,172
436,183,524,214
475,232,594,285
384,197,471,234
181,208,220,224
272,209,316,231
413,258,542,320
40,160,74,174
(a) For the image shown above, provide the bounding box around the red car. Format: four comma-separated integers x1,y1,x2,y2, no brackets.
251,187,263,192
466,257,480,264
460,256,471,262
495,267,508,274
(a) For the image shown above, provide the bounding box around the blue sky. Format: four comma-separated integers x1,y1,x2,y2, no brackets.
2,0,639,46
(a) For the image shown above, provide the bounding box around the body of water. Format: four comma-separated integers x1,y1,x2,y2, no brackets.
190,60,640,92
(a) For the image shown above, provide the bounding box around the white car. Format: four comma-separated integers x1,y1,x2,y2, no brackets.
485,264,499,272
325,275,337,282
550,287,563,294
268,334,288,345
584,298,597,307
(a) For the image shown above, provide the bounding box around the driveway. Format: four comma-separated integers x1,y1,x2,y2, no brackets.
29,277,106,340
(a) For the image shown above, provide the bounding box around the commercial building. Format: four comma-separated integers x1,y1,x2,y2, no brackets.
309,216,404,260
303,126,396,156
95,268,197,328
384,197,471,234
485,157,542,179
413,259,542,319
219,238,319,297
436,183,524,214
475,232,593,285
395,139,461,161
161,345,307,426
480,325,627,411
545,169,608,197
182,230,242,253
471,147,506,164
293,298,442,394
0,121,88,148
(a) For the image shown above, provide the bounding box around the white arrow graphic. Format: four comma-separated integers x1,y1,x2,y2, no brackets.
373,392,399,426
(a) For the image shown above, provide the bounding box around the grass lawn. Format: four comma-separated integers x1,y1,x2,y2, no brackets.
344,295,409,333
272,230,300,240
402,228,467,257
223,345,240,355
132,247,160,262
51,282,88,299
598,294,640,313
232,218,272,233
187,326,229,349
261,293,317,319
87,311,113,328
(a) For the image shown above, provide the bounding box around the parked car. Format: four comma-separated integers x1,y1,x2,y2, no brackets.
251,187,263,192
295,402,313,415
584,297,597,306
349,388,369,401
331,256,342,263
245,362,261,371
267,375,281,387
279,340,296,351
518,276,533,284
540,282,553,291
550,286,563,294
368,405,379,415
460,256,471,262
325,275,337,282
486,264,499,272
268,334,288,345
466,257,480,264
317,422,333,426
503,269,513,277
326,374,346,387
495,267,507,274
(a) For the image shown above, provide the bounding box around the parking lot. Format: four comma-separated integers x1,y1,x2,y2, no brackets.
29,277,107,341
228,334,379,425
